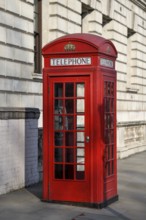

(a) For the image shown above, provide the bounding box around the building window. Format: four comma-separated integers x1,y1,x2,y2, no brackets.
34,0,42,73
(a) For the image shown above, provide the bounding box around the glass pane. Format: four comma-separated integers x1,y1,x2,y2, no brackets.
111,145,114,159
77,156,84,164
76,171,85,180
105,98,110,113
55,164,63,179
77,132,84,142
111,83,114,96
55,132,63,146
54,100,63,113
107,82,111,96
65,83,74,97
111,130,114,143
111,99,114,112
77,165,85,171
76,116,85,129
76,99,84,113
65,165,74,179
105,131,108,144
55,83,63,97
55,148,63,162
65,116,74,130
65,148,74,163
112,160,114,174
107,145,110,160
77,83,84,97
65,132,74,146
107,162,110,176
54,115,63,130
77,142,85,147
111,114,114,128
77,148,84,156
105,114,113,129
65,99,74,113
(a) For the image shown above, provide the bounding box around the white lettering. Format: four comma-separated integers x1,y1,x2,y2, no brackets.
50,57,91,66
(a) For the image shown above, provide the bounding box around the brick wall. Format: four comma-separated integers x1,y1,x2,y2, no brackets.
0,108,40,195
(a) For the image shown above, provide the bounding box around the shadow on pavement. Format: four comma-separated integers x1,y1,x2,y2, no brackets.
26,181,43,200
107,207,131,220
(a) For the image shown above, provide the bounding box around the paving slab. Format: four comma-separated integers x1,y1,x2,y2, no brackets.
0,151,146,220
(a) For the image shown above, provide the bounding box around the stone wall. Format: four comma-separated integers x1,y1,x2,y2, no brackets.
117,121,146,158
0,0,42,127
0,108,40,195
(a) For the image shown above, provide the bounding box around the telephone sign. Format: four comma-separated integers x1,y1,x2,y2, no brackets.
42,33,118,208
50,57,91,66
100,58,113,68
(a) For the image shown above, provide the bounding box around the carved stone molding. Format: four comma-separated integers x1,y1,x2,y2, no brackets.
0,108,40,120
118,120,146,127
131,0,146,10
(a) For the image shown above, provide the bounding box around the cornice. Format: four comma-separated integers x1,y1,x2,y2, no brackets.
0,108,40,120
131,0,146,11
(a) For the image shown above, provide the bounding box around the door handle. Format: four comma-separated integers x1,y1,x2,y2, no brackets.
86,136,90,143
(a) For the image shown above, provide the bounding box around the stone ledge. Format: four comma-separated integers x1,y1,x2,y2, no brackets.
0,107,40,120
117,121,146,127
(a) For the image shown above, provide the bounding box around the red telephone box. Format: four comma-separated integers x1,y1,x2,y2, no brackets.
42,33,118,208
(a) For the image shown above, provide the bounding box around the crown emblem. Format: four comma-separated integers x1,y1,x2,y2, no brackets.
64,42,76,51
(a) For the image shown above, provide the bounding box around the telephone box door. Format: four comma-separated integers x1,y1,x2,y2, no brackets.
48,76,91,202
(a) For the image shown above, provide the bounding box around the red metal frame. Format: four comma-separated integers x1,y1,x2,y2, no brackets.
42,33,118,207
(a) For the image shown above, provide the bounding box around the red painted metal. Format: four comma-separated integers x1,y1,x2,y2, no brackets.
42,33,118,207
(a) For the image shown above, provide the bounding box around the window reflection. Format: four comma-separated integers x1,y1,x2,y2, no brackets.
65,116,74,130
76,83,84,97
77,142,85,147
77,157,84,163
54,100,63,113
76,115,85,129
76,99,84,113
77,148,84,156
77,165,85,171
77,132,84,142
54,115,63,130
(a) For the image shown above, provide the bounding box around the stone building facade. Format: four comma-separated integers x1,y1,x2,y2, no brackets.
0,0,146,194
41,0,146,158
0,0,42,124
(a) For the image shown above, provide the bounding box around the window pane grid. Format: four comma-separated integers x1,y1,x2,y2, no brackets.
104,81,115,177
53,82,86,180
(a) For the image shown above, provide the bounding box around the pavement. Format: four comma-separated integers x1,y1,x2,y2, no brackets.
0,151,146,220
